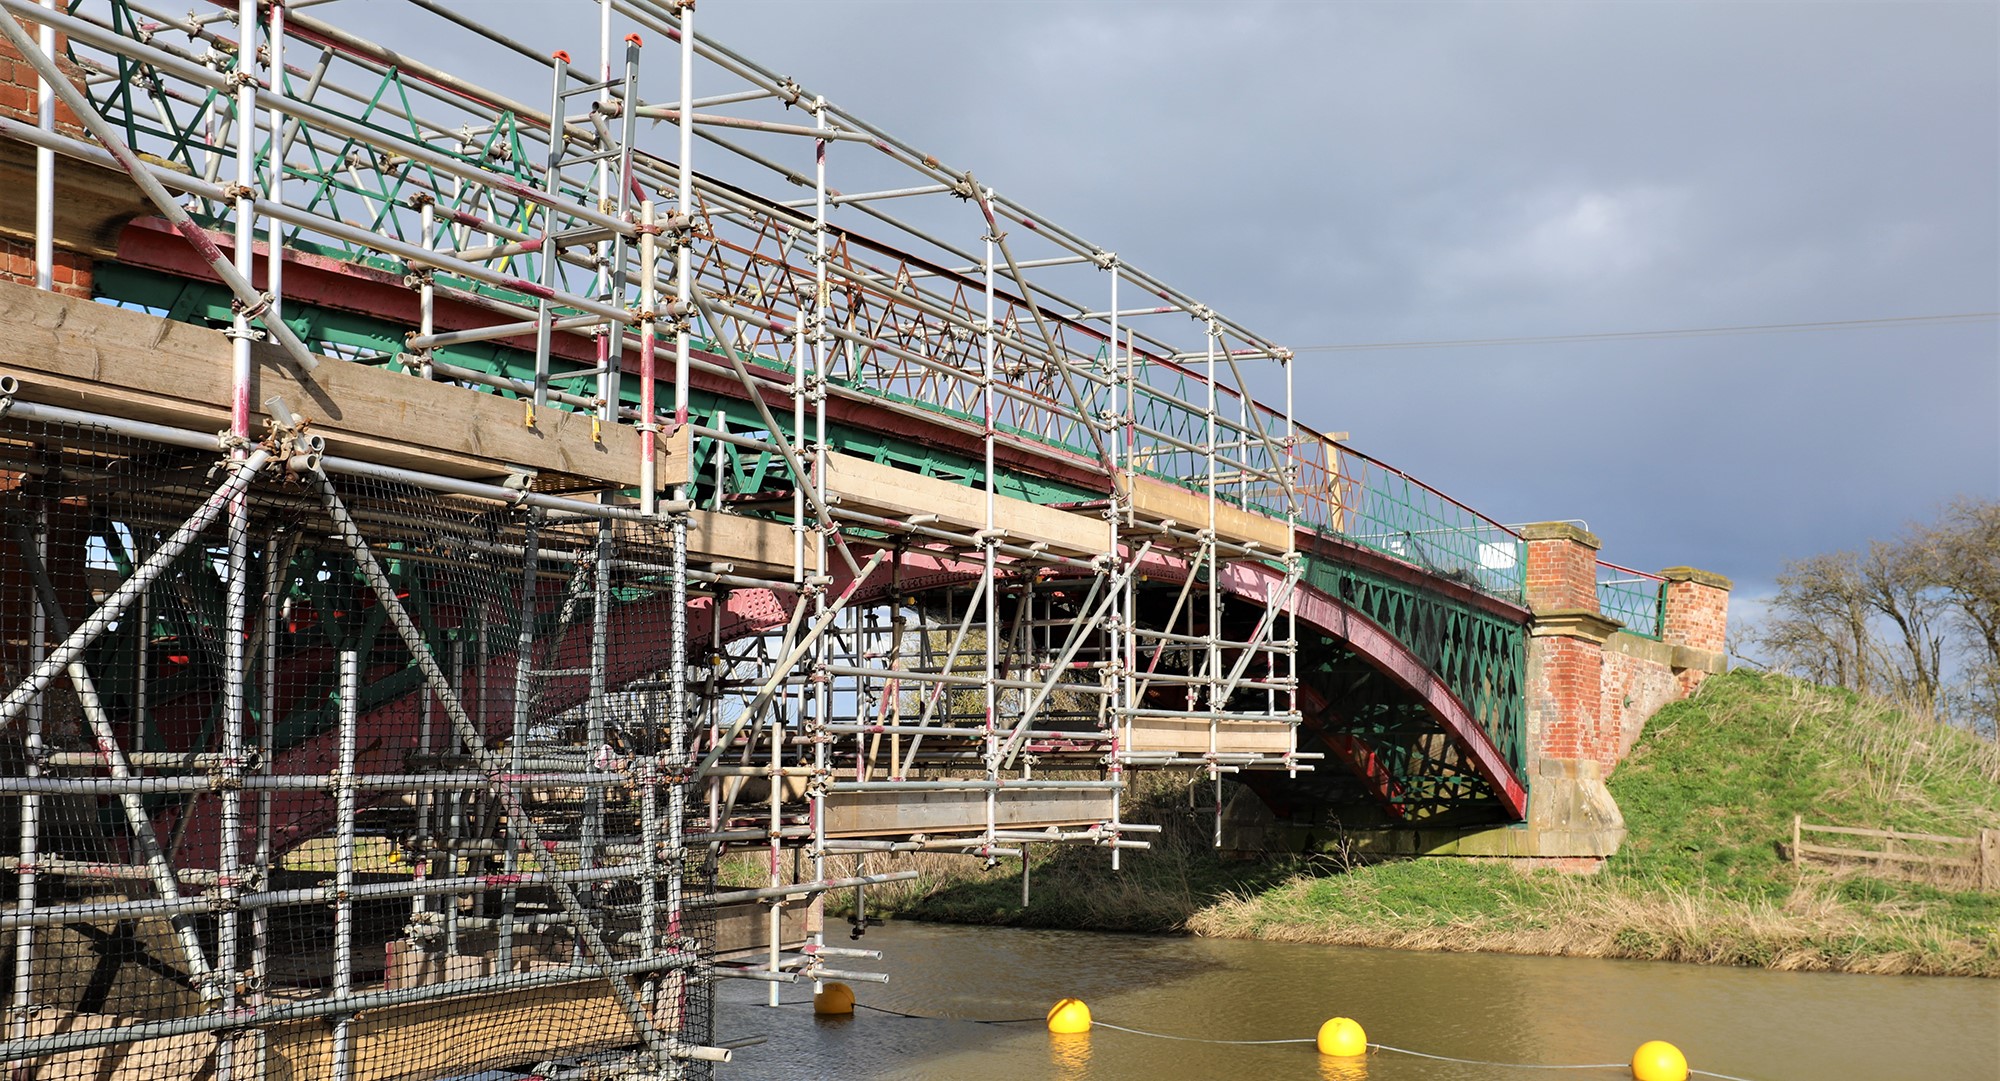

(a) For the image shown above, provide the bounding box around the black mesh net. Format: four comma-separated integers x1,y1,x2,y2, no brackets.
1,416,715,1081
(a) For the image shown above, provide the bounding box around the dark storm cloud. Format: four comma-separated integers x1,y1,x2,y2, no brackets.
343,0,2000,599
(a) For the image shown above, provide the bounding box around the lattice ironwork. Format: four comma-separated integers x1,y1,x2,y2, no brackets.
1303,554,1529,802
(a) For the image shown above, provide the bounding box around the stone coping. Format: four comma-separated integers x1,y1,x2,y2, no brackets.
1660,566,1733,591
1529,608,1623,643
1519,521,1602,549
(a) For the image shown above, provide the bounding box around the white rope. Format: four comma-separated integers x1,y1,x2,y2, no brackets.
1370,1042,1627,1070
1106,1030,1770,1080
1090,1021,1315,1046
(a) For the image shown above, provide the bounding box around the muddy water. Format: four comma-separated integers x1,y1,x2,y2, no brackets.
712,921,1998,1080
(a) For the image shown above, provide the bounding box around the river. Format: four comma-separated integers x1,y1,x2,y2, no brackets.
711,922,1999,1080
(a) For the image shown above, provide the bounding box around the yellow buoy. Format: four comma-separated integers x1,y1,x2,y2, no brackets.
1046,997,1092,1034
1630,1040,1688,1081
813,981,855,1016
1316,1016,1368,1057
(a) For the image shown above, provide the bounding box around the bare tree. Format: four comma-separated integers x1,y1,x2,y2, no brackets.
1858,538,1948,706
1755,551,1877,693
1753,498,1998,735
1921,498,2000,727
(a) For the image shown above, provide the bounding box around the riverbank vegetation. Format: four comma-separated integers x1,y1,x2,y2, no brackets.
834,671,2000,976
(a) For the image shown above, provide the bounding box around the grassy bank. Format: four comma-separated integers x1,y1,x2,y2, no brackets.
835,671,2000,976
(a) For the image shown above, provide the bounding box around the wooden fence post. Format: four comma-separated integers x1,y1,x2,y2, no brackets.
1981,829,1999,893
1792,814,1801,867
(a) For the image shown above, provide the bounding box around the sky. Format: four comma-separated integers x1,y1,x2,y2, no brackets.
341,0,1999,613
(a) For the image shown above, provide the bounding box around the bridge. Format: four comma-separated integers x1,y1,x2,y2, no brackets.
0,3,1731,1079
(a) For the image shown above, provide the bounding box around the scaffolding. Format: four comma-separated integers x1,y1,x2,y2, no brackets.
0,2,1549,1078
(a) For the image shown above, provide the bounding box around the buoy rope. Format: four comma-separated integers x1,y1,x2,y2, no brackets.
782,998,1766,1080
854,1002,1044,1025
1099,1032,1765,1080
1090,1021,1316,1046
1368,1043,1627,1069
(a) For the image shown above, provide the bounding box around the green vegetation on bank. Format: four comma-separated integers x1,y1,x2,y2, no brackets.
833,671,2000,976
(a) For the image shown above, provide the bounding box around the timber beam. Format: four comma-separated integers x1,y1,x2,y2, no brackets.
0,280,685,492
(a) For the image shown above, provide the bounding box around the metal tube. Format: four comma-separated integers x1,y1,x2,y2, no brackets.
406,313,610,351
500,510,540,973
330,651,358,1081
707,870,919,906
31,0,52,290
265,0,285,326
7,501,45,1048
831,779,1122,793
0,5,319,373
530,51,569,412
639,200,660,513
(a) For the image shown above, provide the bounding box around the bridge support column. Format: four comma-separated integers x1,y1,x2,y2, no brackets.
1522,522,1624,770
1518,522,1627,866
1659,566,1733,697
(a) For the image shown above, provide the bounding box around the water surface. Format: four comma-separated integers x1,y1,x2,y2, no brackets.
713,921,1999,1080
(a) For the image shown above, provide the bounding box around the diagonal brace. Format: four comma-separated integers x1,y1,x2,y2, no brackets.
0,450,272,731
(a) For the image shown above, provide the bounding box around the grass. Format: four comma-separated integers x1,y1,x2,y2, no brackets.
839,671,2000,976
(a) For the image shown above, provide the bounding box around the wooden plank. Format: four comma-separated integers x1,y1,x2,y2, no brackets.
688,508,817,574
1125,715,1293,756
711,898,809,958
0,280,653,489
265,979,642,1081
1121,472,1292,553
15,1009,229,1081
1795,842,1976,869
821,452,1111,556
1982,829,1999,892
1799,821,1975,846
0,139,153,258
824,787,1113,837
659,422,692,488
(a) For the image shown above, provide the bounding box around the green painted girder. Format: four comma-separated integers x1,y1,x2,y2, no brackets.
1301,554,1527,782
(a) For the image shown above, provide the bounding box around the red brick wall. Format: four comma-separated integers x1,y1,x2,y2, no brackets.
1531,635,1607,763
1,19,94,295
1601,646,1681,766
1525,530,1731,776
1522,523,1603,614
1,18,87,135
1661,569,1731,696
1524,539,1597,612
1662,579,1729,654
1,235,90,296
